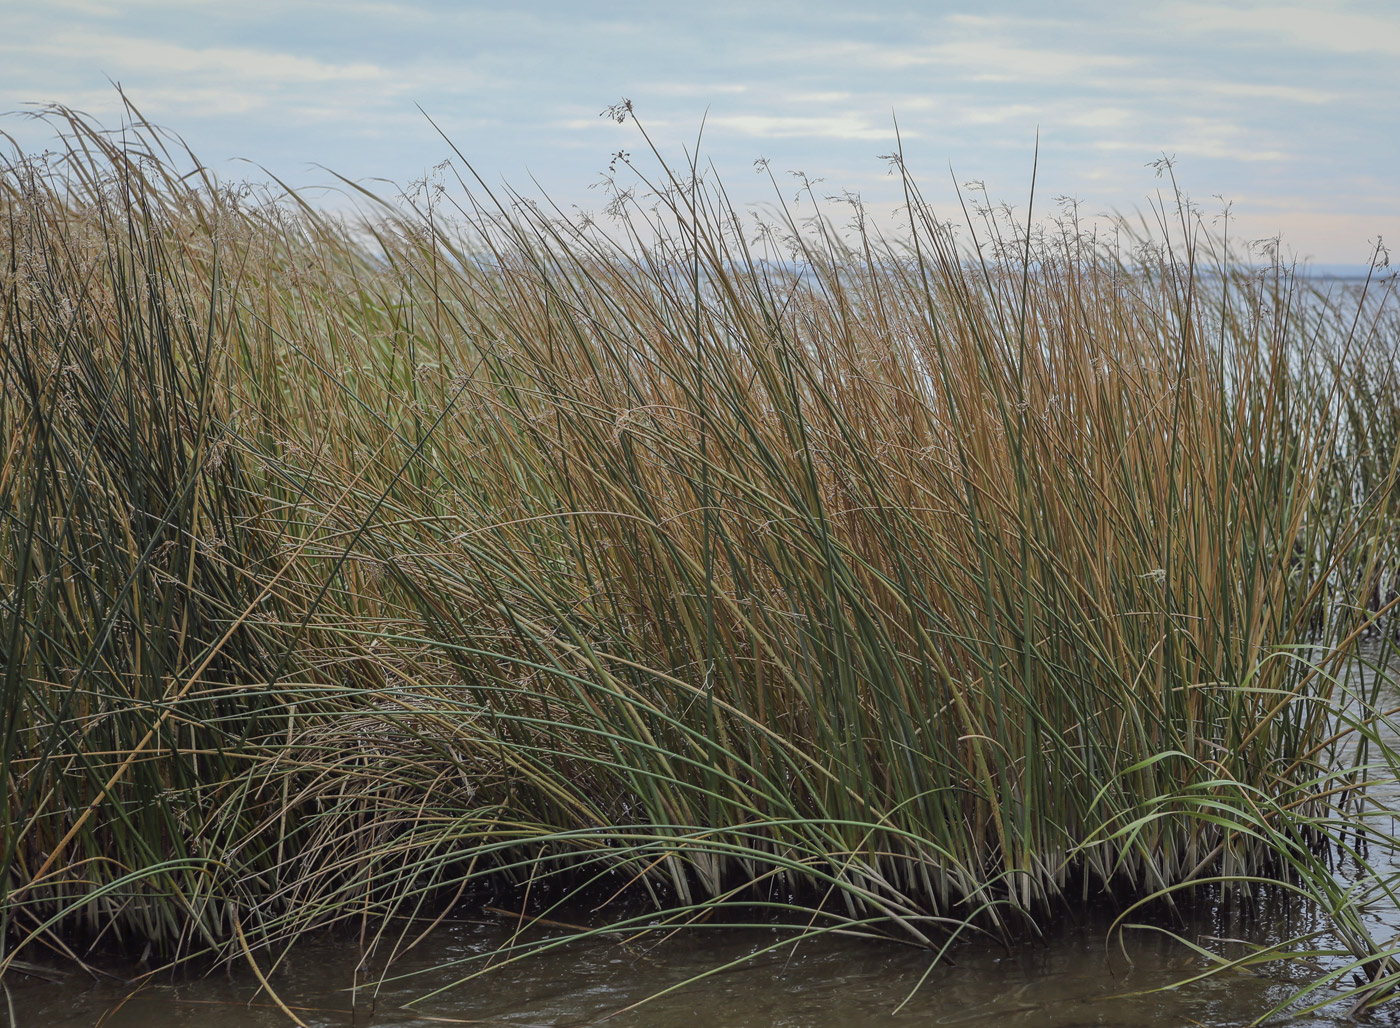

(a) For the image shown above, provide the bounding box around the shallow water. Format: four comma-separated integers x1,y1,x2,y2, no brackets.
7,642,1400,1028
6,911,1395,1028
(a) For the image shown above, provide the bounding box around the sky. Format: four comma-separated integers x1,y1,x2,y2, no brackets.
2,0,1396,268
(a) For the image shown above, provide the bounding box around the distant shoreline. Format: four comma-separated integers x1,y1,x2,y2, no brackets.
1299,263,1392,281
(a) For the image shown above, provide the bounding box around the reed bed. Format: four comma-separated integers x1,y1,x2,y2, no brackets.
2,103,1400,1015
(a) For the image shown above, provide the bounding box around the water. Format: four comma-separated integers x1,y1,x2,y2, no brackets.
6,642,1400,1028
9,909,1398,1028
0,917,1354,1028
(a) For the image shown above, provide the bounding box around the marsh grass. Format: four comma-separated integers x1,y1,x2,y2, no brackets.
2,100,1400,1018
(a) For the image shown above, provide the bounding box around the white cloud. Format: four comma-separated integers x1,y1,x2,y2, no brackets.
1203,80,1341,104
1168,3,1400,55
0,27,504,130
929,40,1137,82
1091,139,1288,163
1096,75,1342,106
1,33,390,86
945,13,1058,30
1065,107,1135,129
45,0,124,14
645,83,749,97
949,104,1040,126
785,91,854,104
785,37,1136,82
553,116,677,132
705,114,898,141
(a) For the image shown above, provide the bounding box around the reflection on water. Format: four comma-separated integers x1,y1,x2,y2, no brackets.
9,916,1399,1028
6,643,1400,1028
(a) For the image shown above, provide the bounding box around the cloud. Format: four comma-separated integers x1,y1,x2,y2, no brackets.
3,32,390,86
783,36,1137,83
944,13,1061,31
928,40,1138,82
552,115,679,133
644,83,749,97
45,0,124,14
948,104,1041,126
1202,80,1341,104
1094,75,1342,106
1091,140,1288,163
1167,3,1400,55
785,91,854,104
705,114,898,141
0,26,499,131
1064,107,1136,129
1083,113,1294,163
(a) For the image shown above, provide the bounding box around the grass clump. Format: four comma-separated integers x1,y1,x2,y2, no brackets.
2,100,1399,1015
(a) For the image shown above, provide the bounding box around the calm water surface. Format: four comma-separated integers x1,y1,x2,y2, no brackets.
5,924,1383,1028
8,918,1385,1028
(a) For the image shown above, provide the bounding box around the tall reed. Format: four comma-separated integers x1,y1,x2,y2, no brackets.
2,102,1398,1014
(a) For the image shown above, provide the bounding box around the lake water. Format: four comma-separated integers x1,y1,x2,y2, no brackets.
8,910,1399,1028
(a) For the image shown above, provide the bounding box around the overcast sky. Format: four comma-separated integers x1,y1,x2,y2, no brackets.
3,0,1396,266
